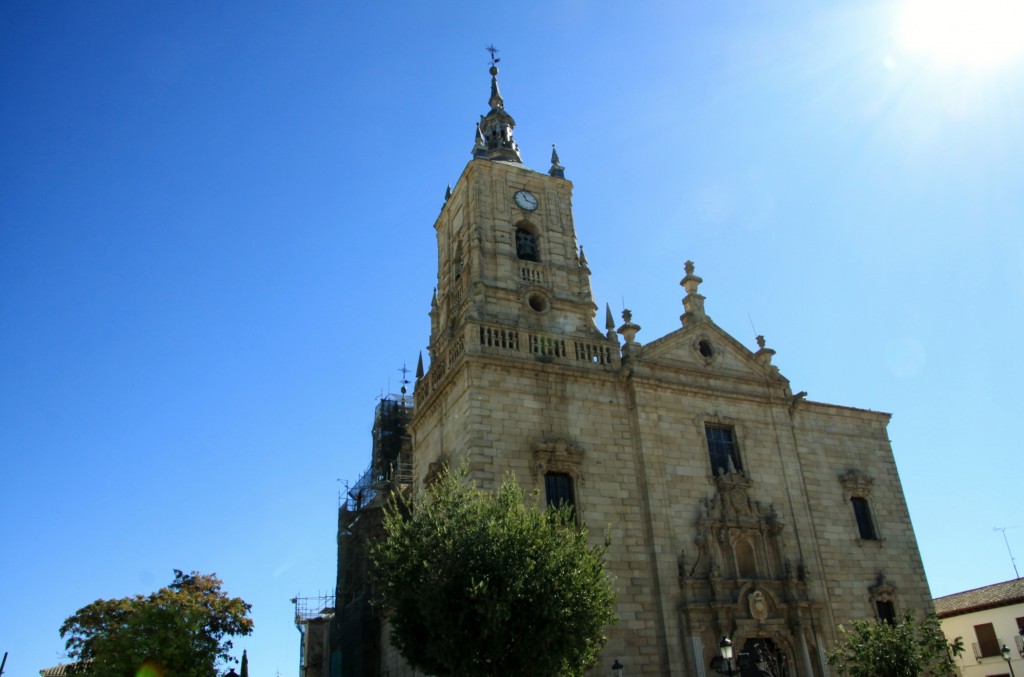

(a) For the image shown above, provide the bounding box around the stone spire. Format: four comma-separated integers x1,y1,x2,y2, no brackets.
605,303,617,340
476,46,522,163
472,123,486,158
549,144,565,178
429,288,439,357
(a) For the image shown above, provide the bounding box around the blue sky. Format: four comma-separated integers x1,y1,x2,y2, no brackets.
2,1,1023,674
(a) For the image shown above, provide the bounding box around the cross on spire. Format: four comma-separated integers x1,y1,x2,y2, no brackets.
486,44,500,67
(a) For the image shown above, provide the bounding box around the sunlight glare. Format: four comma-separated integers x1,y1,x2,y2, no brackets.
899,0,1024,66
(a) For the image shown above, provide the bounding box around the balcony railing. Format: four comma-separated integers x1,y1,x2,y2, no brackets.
972,639,1010,661
518,261,546,285
416,322,618,404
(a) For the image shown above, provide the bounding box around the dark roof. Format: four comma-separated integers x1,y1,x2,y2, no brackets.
934,578,1024,618
40,665,76,676
39,660,91,676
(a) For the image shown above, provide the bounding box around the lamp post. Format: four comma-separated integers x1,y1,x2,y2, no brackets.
1002,644,1017,677
611,659,624,677
710,636,750,676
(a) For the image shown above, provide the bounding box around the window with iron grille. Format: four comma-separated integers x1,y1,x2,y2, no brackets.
851,496,878,540
705,424,742,475
544,472,574,510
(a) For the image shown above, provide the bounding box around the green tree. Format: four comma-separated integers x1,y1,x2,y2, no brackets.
60,570,253,677
826,611,963,677
371,466,617,677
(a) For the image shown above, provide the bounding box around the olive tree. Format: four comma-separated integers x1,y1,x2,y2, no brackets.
372,466,617,677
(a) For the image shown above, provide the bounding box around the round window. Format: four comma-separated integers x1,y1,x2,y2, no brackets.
527,293,549,313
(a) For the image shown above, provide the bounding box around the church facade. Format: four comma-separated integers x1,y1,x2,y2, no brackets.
344,61,932,677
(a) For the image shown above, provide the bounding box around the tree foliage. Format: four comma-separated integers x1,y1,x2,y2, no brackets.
371,466,617,677
60,570,253,677
826,611,963,677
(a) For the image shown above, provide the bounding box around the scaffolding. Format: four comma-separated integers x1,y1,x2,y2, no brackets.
292,387,415,677
343,393,413,512
293,592,336,624
292,592,336,677
330,392,414,677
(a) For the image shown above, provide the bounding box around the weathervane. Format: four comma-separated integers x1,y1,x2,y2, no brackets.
486,44,500,67
398,363,411,395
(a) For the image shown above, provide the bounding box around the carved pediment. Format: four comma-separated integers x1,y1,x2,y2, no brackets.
636,321,786,383
870,572,896,602
532,438,583,466
700,472,782,532
839,469,874,496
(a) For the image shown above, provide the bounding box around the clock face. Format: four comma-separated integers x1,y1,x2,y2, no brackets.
514,190,538,211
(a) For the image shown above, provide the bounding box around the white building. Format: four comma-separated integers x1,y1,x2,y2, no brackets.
935,579,1024,677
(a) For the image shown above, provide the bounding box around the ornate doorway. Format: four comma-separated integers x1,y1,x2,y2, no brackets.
741,637,789,677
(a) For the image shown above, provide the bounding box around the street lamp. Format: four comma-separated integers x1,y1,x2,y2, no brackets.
611,659,624,677
1001,644,1017,677
710,636,751,675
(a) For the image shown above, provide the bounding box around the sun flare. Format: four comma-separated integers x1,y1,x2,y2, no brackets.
898,0,1024,66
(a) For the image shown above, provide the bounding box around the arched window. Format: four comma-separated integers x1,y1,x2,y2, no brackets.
515,227,540,262
453,243,464,281
735,540,757,578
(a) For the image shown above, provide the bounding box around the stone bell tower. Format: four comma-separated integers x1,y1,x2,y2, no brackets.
422,60,603,380
411,55,623,492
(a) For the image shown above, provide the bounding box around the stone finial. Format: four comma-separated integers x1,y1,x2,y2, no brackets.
444,184,452,202
549,144,565,178
680,260,707,327
430,288,438,309
754,334,776,367
578,246,588,266
472,122,487,158
416,352,424,380
617,308,641,347
681,260,702,295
